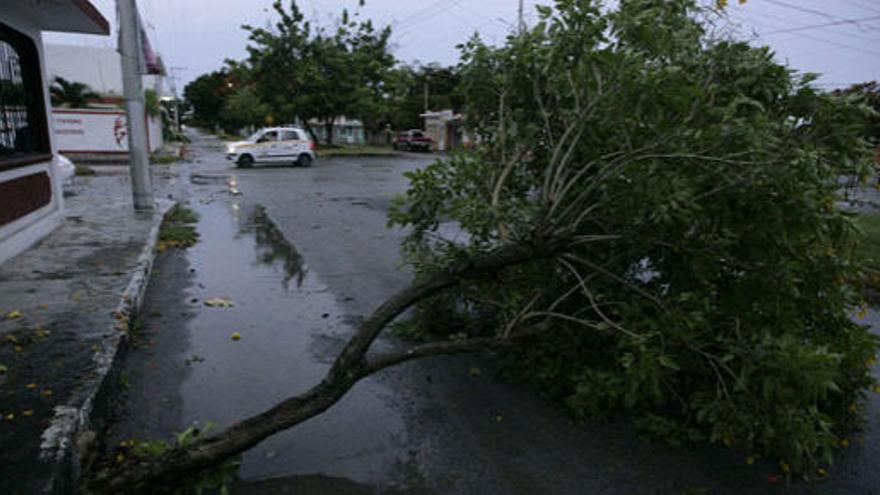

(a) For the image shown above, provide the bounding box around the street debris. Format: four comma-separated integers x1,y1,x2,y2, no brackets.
204,298,235,308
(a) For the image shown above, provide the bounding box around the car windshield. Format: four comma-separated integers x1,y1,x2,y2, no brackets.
246,130,265,142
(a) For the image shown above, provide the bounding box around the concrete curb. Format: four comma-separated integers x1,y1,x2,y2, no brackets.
38,199,175,493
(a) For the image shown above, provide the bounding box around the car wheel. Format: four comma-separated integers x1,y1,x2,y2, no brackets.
237,154,254,168
297,154,313,168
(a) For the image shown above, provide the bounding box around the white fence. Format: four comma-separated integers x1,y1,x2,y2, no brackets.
52,109,163,154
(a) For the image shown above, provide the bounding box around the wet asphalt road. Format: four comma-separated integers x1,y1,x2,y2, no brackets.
109,131,880,495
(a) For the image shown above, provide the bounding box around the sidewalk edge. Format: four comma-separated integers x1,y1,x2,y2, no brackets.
38,199,175,493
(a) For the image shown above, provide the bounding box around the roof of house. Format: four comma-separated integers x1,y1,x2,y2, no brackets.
32,0,111,36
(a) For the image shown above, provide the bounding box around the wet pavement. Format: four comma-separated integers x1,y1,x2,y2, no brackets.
0,172,179,493
108,131,880,495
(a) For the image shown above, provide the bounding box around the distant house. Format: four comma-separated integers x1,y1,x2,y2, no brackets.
45,44,167,156
308,117,365,145
0,1,110,264
421,110,471,151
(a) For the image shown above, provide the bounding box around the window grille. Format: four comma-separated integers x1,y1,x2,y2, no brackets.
0,21,50,170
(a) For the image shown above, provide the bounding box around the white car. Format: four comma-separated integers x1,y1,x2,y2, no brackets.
226,127,316,168
55,154,75,193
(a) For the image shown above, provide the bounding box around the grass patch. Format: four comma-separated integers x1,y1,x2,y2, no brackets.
855,212,880,264
166,204,199,224
854,212,880,300
75,164,96,176
150,155,182,166
158,205,199,251
317,145,398,157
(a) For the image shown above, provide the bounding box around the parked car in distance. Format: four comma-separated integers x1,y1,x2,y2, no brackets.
392,130,433,152
226,127,315,168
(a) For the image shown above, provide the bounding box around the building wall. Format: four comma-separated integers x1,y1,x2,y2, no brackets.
0,7,64,264
52,109,163,154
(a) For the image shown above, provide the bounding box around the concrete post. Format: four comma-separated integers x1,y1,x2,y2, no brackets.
117,0,154,210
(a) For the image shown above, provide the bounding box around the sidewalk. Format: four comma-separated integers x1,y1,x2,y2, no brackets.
0,175,172,494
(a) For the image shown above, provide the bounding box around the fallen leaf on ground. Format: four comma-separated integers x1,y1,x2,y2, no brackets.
468,367,482,377
22,410,33,417
204,298,235,308
34,328,51,339
42,389,53,397
4,413,14,421
25,383,38,389
230,332,242,341
0,364,7,374
6,310,22,320
4,335,18,344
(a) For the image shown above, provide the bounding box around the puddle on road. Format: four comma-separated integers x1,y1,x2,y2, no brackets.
114,199,413,492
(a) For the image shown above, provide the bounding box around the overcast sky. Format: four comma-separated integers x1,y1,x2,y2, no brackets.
45,0,880,94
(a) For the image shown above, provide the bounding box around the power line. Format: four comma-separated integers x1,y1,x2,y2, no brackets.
764,0,839,23
737,8,879,44
763,14,880,35
747,17,880,59
840,0,880,17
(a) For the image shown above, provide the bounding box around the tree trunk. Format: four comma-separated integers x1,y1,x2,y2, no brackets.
324,119,334,145
85,235,574,493
303,121,319,144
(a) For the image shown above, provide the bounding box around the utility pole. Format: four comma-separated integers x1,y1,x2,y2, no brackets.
518,0,524,35
169,66,187,132
424,79,430,113
117,0,154,211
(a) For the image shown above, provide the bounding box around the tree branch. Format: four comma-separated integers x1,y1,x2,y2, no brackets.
86,236,574,492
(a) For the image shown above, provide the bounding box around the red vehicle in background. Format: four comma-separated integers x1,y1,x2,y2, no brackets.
392,130,433,151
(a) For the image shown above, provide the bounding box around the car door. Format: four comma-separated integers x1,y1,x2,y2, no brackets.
277,130,302,161
254,130,279,161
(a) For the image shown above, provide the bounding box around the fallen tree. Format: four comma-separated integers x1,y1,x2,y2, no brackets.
86,0,879,491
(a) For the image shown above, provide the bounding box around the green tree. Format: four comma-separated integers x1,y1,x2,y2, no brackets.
837,81,880,146
221,86,269,132
381,63,464,131
244,1,394,144
183,70,232,127
392,0,879,476
49,77,99,108
85,0,878,491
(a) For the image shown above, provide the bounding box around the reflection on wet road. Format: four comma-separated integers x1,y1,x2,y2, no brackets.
112,200,417,493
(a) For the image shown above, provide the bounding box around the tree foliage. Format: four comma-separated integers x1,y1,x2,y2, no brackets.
836,81,880,146
183,70,233,128
49,77,99,108
85,1,879,491
390,0,879,475
243,0,394,143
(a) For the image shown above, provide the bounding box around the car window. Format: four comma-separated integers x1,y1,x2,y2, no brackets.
279,130,299,141
258,131,278,143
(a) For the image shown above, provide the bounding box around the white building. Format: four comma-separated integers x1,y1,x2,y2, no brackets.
421,109,471,151
0,1,111,264
45,44,166,155
307,117,365,145
45,44,167,98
